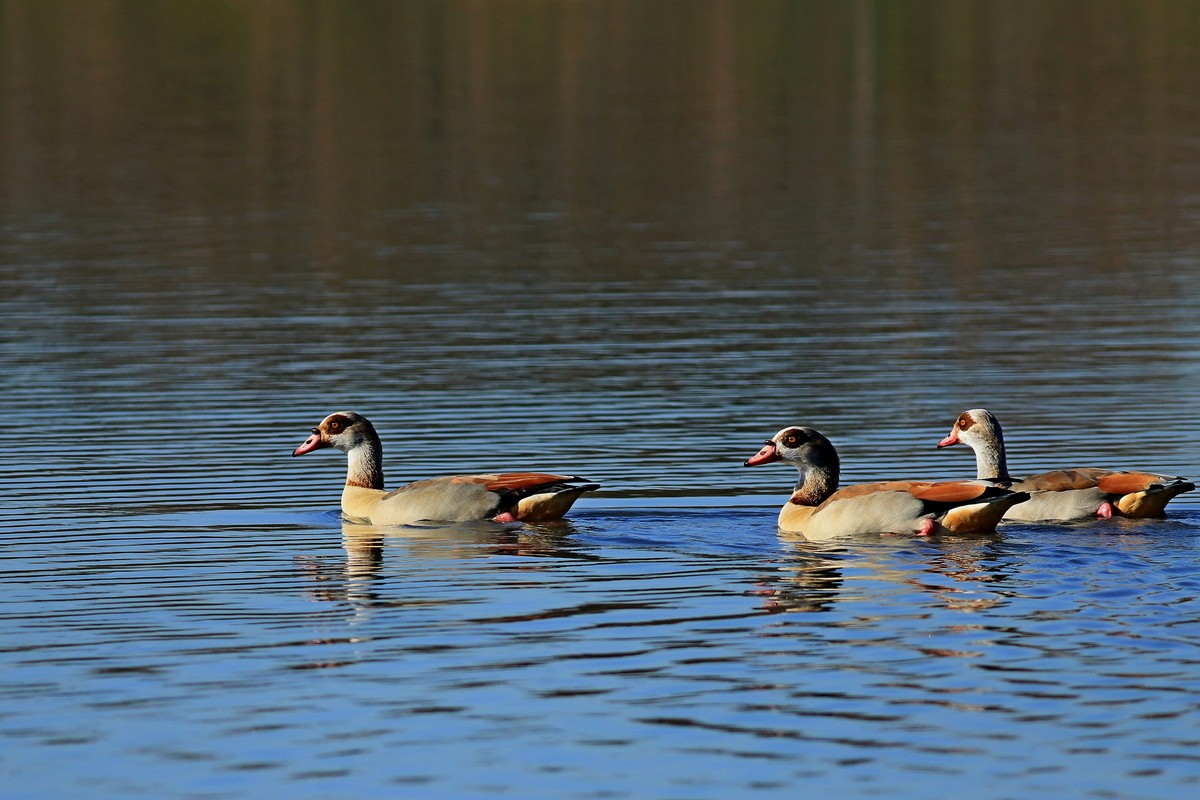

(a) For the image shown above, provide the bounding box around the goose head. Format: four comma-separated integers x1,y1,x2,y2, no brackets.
745,426,841,506
745,426,840,472
937,408,1003,451
937,408,1011,482
292,411,379,457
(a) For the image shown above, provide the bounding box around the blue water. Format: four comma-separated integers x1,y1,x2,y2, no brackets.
3,2,1200,798
4,505,1200,798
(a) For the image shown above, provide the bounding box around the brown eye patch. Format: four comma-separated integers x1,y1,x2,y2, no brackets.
782,431,801,447
326,414,352,432
957,413,975,431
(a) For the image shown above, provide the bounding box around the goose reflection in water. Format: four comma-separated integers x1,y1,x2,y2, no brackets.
753,539,846,614
297,519,592,609
758,530,1012,616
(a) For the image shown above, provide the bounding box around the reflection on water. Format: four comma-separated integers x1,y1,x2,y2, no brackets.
3,1,1200,797
756,539,848,614
301,521,595,611
763,531,1016,615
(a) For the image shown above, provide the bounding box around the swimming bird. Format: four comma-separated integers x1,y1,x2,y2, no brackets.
293,411,598,525
937,408,1194,521
745,426,1029,538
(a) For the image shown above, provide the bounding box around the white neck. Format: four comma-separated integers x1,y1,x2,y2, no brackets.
970,434,1010,482
345,440,385,489
791,461,838,506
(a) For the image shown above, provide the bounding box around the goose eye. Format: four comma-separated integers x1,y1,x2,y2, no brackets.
328,420,342,432
783,434,798,447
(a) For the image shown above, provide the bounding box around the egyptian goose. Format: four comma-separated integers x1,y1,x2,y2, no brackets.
744,426,1029,538
293,412,599,525
937,408,1194,521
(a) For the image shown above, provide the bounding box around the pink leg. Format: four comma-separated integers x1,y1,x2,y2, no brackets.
1096,502,1115,519
493,511,519,523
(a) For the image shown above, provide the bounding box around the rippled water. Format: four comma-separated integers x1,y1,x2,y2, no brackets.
3,2,1200,798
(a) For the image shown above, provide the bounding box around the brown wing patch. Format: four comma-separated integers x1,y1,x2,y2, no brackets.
1019,468,1110,491
910,481,990,503
480,472,575,492
824,481,928,503
1096,472,1165,495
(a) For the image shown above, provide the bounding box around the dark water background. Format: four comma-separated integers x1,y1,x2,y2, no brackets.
3,2,1200,797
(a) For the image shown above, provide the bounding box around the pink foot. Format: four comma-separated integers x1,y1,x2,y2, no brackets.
1096,502,1114,519
916,518,938,537
493,511,519,523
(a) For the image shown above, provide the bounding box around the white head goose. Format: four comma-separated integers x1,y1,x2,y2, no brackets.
937,408,1195,521
293,412,599,525
745,426,1029,538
